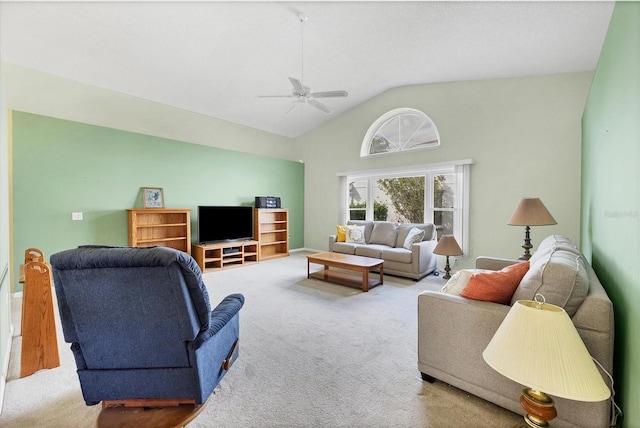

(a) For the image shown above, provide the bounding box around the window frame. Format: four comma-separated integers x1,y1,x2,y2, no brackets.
360,108,441,158
337,160,472,254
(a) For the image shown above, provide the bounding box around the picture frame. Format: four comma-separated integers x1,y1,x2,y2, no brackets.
142,187,165,209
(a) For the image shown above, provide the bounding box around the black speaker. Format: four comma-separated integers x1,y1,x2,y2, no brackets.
255,196,281,209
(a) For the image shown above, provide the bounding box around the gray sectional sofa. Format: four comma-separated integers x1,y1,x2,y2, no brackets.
329,220,438,280
417,235,615,428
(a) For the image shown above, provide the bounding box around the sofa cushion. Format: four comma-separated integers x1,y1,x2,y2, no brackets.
381,247,412,264
511,246,588,317
336,225,346,242
460,261,530,305
441,269,470,295
441,269,489,295
533,235,581,262
345,225,366,244
347,221,374,243
355,245,387,259
396,223,435,247
332,242,359,255
370,221,399,247
403,227,425,250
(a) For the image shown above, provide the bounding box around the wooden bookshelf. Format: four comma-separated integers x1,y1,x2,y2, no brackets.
127,209,191,255
254,208,289,261
192,241,259,273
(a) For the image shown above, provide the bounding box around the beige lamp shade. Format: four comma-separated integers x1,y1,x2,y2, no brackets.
508,198,557,226
433,235,463,256
483,300,610,402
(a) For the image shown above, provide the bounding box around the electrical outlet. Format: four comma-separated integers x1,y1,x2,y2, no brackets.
72,212,83,221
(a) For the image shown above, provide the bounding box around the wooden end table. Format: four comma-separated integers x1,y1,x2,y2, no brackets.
307,252,383,292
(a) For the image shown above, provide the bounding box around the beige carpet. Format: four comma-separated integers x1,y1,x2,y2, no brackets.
1,251,521,427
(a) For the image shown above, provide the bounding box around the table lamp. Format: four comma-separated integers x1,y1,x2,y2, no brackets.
508,197,556,260
483,296,610,428
433,234,463,280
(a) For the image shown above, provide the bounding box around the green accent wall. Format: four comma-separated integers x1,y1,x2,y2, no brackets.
581,3,640,427
12,111,304,292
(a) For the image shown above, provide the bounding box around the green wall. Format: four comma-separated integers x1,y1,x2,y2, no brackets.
12,111,304,292
581,3,640,427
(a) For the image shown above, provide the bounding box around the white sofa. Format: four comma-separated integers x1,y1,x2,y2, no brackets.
417,235,615,428
329,220,438,280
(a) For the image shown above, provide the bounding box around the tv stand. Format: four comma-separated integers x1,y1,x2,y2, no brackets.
192,241,258,273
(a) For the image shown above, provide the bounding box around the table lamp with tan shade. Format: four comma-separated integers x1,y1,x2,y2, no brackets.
483,295,610,428
433,234,463,280
508,197,556,260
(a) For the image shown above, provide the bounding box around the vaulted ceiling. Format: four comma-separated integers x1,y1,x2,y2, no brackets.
0,1,615,138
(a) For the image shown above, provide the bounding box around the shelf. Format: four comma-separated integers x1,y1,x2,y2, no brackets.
254,209,289,261
137,237,188,244
127,209,191,255
192,240,259,273
260,240,287,246
137,223,188,228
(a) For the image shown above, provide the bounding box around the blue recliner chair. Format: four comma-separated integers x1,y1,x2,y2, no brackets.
50,245,244,406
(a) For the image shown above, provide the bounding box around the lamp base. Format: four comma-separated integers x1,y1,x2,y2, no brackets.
518,226,533,260
518,388,557,428
442,255,452,280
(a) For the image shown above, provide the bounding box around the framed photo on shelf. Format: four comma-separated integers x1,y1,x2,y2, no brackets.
142,187,165,209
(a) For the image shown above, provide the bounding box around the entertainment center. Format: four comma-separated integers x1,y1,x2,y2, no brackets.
126,206,289,273
192,240,259,272
191,206,289,272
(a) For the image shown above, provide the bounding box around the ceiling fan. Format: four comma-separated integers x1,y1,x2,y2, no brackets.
259,13,348,114
259,77,348,114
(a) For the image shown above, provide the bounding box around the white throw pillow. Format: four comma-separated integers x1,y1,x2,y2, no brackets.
345,225,366,244
440,269,488,295
402,227,425,250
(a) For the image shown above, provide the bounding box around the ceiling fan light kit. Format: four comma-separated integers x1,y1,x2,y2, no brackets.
259,12,348,114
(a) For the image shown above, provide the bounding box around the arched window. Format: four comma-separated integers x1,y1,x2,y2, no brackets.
361,108,440,157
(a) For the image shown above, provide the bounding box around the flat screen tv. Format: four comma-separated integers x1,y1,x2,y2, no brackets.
197,206,254,244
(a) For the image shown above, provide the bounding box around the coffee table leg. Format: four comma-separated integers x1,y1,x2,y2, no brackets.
307,259,310,279
379,264,384,284
362,268,369,292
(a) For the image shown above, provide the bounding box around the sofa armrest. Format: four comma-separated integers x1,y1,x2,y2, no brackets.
475,256,520,271
411,239,438,274
418,290,511,380
329,235,337,252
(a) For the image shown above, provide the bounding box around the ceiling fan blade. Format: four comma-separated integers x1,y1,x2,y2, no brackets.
258,95,295,98
310,90,348,98
288,77,305,94
308,98,332,114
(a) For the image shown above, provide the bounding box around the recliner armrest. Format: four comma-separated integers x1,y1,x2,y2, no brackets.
192,294,244,348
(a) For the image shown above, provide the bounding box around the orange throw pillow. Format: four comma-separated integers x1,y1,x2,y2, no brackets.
460,261,530,305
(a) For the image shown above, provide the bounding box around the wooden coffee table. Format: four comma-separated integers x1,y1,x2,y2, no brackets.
307,252,383,292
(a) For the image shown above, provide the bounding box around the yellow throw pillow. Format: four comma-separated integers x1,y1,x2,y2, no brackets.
336,225,346,242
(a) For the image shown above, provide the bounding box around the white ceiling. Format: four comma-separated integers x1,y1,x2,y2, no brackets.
0,1,615,138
